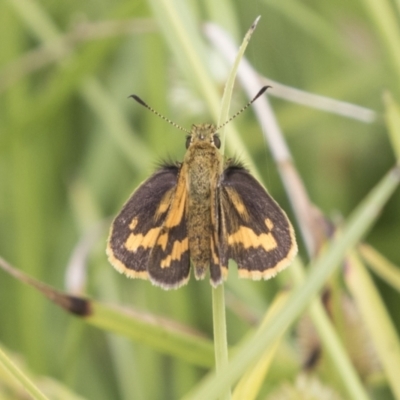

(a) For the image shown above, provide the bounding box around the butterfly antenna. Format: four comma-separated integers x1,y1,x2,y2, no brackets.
129,94,191,134
216,86,271,131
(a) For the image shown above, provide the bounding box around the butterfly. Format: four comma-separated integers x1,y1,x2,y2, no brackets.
107,87,297,289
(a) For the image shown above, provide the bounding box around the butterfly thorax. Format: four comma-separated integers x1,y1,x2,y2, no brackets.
183,124,222,279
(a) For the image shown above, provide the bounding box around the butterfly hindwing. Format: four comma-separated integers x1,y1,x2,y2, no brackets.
107,164,189,286
209,186,225,287
219,162,297,279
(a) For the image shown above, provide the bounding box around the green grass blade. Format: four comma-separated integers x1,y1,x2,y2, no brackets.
8,0,149,171
204,0,240,42
290,259,369,400
211,285,230,399
210,17,262,400
146,0,259,172
147,0,220,115
361,0,400,92
384,91,400,161
88,302,214,368
0,346,49,400
81,78,152,171
345,252,400,399
0,257,214,368
232,292,289,400
218,16,260,152
359,244,400,292
183,165,400,400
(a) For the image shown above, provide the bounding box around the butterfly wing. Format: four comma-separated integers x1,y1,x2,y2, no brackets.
107,164,190,289
209,187,225,287
219,163,297,279
146,166,190,289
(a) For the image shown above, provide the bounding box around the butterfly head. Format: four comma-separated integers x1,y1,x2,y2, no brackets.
186,124,221,149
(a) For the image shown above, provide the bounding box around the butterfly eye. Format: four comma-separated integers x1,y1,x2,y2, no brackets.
213,134,221,149
185,136,191,149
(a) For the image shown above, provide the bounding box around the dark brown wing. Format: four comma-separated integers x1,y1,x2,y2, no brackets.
219,163,297,279
107,164,190,289
146,166,190,289
209,182,226,287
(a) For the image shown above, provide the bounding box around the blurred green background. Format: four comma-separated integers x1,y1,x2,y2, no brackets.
1,0,399,399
